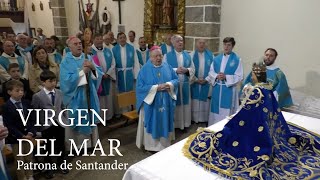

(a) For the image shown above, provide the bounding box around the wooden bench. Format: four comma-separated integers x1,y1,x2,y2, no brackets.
117,91,139,124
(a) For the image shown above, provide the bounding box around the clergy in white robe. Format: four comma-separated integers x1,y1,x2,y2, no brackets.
136,46,178,151
112,32,140,115
60,37,102,149
0,41,29,83
15,34,33,66
136,37,149,66
103,33,114,50
44,38,63,64
163,35,195,130
206,37,243,126
190,39,214,123
127,30,139,49
160,33,173,55
91,34,116,120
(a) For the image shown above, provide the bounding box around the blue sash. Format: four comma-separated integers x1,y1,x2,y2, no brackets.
211,52,240,113
92,48,113,95
0,55,25,74
166,50,191,105
112,44,135,93
191,50,213,102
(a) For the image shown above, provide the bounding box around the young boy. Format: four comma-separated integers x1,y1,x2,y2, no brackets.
2,63,33,101
31,70,68,179
2,79,36,180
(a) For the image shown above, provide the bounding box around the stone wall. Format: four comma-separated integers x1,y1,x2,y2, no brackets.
51,0,68,43
185,0,221,53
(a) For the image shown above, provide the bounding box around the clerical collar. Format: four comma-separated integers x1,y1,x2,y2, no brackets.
266,62,279,70
140,47,146,51
153,63,162,68
72,54,83,60
175,50,183,54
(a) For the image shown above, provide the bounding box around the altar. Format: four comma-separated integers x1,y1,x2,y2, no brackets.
122,112,320,180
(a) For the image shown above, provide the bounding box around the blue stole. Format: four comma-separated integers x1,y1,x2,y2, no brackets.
211,52,240,113
53,52,63,64
0,55,25,74
191,49,214,102
160,43,173,55
166,50,191,106
136,49,150,66
64,47,70,54
112,44,135,93
91,48,113,96
60,52,103,135
136,61,178,139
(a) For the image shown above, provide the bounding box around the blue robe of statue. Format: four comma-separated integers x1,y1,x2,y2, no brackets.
60,52,103,135
242,68,293,108
136,61,179,139
184,83,320,179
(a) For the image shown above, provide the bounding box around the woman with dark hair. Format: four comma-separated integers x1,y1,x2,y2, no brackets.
29,45,59,93
183,62,320,179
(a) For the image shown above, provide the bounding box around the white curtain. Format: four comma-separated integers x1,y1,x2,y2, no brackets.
10,20,26,34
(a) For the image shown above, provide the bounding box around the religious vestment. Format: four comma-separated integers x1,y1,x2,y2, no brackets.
48,49,63,64
0,52,28,82
190,49,214,123
205,52,243,126
103,43,114,50
92,44,116,120
160,43,173,55
136,48,150,66
60,52,102,148
112,43,140,93
183,83,320,179
136,60,178,151
62,47,71,58
164,50,195,130
15,45,32,65
242,63,293,108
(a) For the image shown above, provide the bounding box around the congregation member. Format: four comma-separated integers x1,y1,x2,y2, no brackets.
3,80,37,180
164,35,195,130
15,34,33,65
60,37,102,149
0,41,29,82
2,63,33,101
31,71,69,178
136,46,178,151
91,33,116,120
35,28,47,45
44,38,63,64
160,33,173,55
205,37,243,126
190,39,214,123
6,33,16,45
242,48,293,108
29,46,59,93
136,37,149,66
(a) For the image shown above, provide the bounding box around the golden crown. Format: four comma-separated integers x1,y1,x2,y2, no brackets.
252,62,267,75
